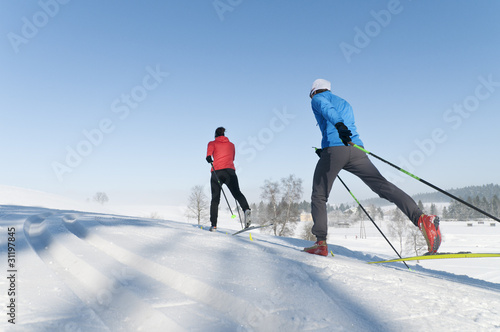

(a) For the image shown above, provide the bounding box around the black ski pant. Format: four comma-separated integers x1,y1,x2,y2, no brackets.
311,146,422,242
210,168,250,227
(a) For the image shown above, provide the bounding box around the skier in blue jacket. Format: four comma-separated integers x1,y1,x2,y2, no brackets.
304,79,441,256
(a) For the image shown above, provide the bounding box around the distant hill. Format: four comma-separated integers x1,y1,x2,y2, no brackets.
361,183,500,206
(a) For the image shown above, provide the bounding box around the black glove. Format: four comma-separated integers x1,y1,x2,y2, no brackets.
206,156,213,163
315,148,322,158
334,122,352,146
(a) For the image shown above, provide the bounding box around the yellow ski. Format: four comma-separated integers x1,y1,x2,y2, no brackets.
369,252,500,264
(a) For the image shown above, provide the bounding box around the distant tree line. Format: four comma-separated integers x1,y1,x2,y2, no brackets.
296,200,354,214
363,183,500,205
446,184,500,202
442,195,500,220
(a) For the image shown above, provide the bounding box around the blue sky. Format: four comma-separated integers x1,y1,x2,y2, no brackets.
1,1,499,207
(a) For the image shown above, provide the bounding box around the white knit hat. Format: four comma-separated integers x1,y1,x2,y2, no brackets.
310,79,331,97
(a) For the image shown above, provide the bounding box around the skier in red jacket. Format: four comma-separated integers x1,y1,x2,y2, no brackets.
206,127,251,231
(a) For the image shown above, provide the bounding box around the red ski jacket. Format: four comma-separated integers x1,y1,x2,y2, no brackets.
206,136,235,171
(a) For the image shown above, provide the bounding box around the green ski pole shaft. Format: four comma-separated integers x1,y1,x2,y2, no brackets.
211,163,236,219
350,144,500,223
337,175,410,270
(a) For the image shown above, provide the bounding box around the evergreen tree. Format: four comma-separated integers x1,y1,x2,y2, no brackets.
492,195,500,218
297,200,310,213
377,207,384,227
417,200,425,213
430,203,438,215
256,201,266,224
464,196,474,220
442,206,449,219
447,200,460,220
353,205,364,222
368,205,378,220
472,195,482,219
480,197,489,217
339,203,349,212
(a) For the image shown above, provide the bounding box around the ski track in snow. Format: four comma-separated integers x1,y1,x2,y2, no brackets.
1,205,500,331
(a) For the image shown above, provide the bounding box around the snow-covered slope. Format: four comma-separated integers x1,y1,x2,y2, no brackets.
0,185,186,221
0,190,499,331
0,185,111,213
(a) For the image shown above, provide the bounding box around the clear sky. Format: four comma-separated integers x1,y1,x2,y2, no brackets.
1,1,499,207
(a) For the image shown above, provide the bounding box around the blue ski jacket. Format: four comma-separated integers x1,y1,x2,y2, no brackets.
311,90,363,148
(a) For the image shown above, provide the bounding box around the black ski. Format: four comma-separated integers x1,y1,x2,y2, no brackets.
232,224,273,236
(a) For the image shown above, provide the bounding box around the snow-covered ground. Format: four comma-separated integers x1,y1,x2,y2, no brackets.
1,187,499,331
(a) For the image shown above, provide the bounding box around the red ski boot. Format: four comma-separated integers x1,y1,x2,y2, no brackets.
418,215,441,253
304,240,328,256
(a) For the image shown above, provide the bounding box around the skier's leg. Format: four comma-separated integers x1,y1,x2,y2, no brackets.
225,169,250,211
311,147,348,241
210,172,222,227
346,148,441,252
224,169,252,227
345,147,422,226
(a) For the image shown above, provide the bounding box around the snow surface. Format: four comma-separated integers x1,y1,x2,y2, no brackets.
1,187,500,331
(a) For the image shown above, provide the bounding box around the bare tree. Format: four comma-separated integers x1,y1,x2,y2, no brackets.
406,225,428,257
301,220,316,241
261,179,281,228
150,212,163,220
388,208,406,255
186,185,209,225
277,175,303,236
261,175,303,237
388,208,428,256
93,192,109,205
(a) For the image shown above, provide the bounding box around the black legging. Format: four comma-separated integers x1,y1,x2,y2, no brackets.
210,168,250,226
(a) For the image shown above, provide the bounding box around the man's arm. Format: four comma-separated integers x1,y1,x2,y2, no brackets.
206,142,214,163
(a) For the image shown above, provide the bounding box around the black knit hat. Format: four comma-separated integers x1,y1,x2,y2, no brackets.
215,127,225,137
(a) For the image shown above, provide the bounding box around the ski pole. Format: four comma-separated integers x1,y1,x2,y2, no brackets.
337,175,410,270
350,143,500,223
211,163,236,219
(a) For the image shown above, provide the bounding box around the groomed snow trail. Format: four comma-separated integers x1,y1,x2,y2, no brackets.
1,205,499,331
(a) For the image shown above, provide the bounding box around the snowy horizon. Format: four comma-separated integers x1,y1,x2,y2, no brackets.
1,186,499,331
